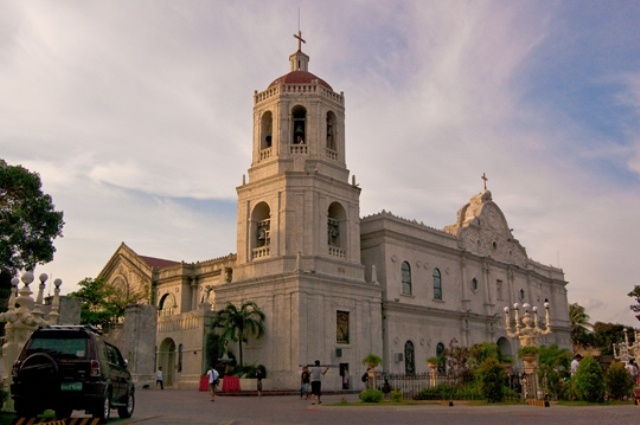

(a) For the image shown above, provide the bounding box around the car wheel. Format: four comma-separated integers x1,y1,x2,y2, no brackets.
118,391,135,418
55,406,72,419
14,399,37,417
92,393,110,421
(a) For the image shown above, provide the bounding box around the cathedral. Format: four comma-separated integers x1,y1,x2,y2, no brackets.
98,34,571,390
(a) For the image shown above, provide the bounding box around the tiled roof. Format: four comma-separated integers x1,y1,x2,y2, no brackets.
139,255,180,270
268,71,332,89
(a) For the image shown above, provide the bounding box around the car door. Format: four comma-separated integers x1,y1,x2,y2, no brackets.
105,343,126,403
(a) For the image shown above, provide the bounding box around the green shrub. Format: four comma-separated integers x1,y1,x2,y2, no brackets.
518,346,540,357
574,356,604,402
362,354,382,368
454,382,484,400
390,389,403,402
605,362,634,400
414,383,483,400
359,388,383,403
537,344,572,400
477,358,507,402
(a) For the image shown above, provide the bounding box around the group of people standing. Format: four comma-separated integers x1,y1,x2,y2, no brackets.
158,361,330,403
300,360,329,404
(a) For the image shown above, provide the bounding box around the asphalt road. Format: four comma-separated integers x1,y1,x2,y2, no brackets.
116,389,640,425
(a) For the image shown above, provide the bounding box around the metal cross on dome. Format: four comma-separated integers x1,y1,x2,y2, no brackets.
293,30,306,52
481,172,489,191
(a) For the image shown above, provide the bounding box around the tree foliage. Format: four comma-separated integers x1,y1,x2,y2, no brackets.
605,362,634,400
210,301,265,367
476,358,507,403
628,285,640,322
537,344,572,399
69,277,147,330
574,356,605,402
569,303,593,347
0,160,64,310
592,322,634,356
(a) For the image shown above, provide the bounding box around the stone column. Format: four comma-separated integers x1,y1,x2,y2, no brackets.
121,305,157,388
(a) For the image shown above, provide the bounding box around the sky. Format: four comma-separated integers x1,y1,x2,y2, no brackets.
1,0,639,326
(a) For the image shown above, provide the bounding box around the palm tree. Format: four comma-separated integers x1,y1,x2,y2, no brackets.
569,303,592,347
211,301,265,367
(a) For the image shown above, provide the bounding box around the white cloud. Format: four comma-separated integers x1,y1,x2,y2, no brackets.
1,1,639,325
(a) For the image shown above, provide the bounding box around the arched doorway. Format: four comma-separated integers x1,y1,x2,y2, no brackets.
158,338,176,387
497,336,512,360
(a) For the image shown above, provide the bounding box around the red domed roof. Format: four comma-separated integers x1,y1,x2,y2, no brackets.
269,70,332,90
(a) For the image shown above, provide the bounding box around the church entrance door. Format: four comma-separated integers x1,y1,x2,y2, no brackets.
159,338,176,387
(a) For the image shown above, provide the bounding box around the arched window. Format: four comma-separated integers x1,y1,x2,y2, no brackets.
292,105,306,144
401,261,412,296
326,111,336,150
158,293,176,316
251,202,271,259
261,111,272,149
436,342,446,373
433,268,442,300
404,340,415,375
519,288,525,301
178,343,183,372
471,277,478,292
328,202,346,257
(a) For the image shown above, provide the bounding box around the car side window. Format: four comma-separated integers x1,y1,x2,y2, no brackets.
105,343,126,368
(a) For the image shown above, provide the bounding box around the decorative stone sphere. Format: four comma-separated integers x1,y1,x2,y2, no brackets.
532,306,538,312
523,303,530,309
54,278,62,288
21,271,34,285
11,277,19,287
513,303,519,309
503,306,510,313
39,273,48,283
544,302,550,308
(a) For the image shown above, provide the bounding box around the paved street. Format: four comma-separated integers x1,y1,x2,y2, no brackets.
122,389,640,425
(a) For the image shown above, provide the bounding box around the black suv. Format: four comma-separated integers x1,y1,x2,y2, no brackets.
11,325,134,420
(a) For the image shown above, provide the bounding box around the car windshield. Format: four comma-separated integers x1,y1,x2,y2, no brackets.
26,336,89,360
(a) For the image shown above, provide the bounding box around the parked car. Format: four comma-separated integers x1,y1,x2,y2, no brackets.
11,324,134,420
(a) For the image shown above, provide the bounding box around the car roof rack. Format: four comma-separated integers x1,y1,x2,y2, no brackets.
37,324,103,335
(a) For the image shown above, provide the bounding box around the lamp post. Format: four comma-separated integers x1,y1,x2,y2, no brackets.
503,302,552,400
612,329,633,365
0,270,63,411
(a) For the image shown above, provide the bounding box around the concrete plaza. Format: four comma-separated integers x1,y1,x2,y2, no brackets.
124,389,640,425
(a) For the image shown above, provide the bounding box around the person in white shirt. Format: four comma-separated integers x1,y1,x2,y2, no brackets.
155,367,164,390
309,360,329,405
570,354,582,376
206,366,220,402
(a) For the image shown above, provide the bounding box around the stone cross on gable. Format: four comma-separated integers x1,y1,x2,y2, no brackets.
481,172,488,191
293,30,306,52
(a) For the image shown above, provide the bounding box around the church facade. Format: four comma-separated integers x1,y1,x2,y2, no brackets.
98,37,571,390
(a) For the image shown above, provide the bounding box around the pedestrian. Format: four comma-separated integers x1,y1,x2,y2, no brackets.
206,365,220,402
300,366,311,400
382,377,392,400
155,366,164,390
255,367,264,397
309,360,328,405
570,354,582,376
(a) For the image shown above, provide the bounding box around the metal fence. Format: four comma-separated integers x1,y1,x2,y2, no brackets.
382,373,459,399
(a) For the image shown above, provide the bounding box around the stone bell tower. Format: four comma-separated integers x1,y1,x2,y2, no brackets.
233,31,363,283
216,33,382,389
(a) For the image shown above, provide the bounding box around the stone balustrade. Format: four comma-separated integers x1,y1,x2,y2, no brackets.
325,148,338,160
328,246,345,258
290,145,308,154
252,246,270,259
259,147,272,161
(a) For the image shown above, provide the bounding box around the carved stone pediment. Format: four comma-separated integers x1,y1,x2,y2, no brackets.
444,191,528,266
